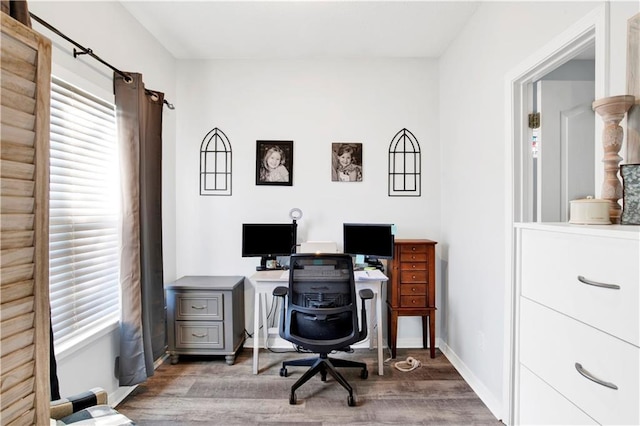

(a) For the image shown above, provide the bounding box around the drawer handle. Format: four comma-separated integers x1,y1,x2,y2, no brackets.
192,333,207,338
574,362,618,390
412,275,416,279
191,305,207,310
577,275,620,290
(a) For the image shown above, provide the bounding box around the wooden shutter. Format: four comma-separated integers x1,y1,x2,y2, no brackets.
1,12,52,426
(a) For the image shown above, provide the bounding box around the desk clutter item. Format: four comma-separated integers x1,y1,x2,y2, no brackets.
569,196,610,224
387,239,438,359
621,163,640,225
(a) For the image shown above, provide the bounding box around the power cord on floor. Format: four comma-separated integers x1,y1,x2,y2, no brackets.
393,356,421,372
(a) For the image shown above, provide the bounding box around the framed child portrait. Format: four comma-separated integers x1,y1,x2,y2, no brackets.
331,142,363,182
256,140,293,186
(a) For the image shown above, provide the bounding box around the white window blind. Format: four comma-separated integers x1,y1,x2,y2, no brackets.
49,77,120,350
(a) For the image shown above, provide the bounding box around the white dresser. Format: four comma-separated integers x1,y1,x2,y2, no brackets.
513,223,639,425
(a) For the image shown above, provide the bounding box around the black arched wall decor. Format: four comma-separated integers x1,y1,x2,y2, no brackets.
388,128,421,197
200,127,232,196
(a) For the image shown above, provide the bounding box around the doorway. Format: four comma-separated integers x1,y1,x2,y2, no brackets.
530,55,596,222
503,4,607,424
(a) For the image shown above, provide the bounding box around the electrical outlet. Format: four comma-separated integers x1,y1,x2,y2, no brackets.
478,331,485,352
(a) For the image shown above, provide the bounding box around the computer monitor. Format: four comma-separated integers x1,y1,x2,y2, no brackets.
242,223,296,270
342,223,394,268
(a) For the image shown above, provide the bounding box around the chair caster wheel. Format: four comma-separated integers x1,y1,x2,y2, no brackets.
280,368,288,377
361,369,368,379
289,392,297,405
347,395,356,406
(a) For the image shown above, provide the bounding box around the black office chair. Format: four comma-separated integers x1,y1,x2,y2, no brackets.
273,253,373,406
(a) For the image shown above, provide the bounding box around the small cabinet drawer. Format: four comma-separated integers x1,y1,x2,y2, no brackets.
175,321,224,349
400,270,428,283
400,252,427,262
400,244,427,254
520,298,639,425
520,228,639,345
400,283,427,296
175,292,223,321
518,365,597,425
400,261,427,271
400,295,427,307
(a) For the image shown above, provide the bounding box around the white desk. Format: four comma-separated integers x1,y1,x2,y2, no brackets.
249,269,388,375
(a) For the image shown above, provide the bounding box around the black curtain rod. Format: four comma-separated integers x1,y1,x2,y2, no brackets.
29,12,175,110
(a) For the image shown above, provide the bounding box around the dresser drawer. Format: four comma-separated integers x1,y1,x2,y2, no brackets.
400,243,427,254
400,295,426,307
400,261,427,271
175,321,224,349
520,298,640,425
520,229,639,346
400,252,427,262
175,292,224,321
400,283,427,296
518,365,597,425
400,270,428,283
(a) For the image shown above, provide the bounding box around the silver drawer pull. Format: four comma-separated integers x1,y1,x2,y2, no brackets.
191,305,207,310
192,333,207,338
575,362,618,390
577,275,620,290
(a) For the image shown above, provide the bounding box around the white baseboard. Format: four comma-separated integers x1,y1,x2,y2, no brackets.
439,341,503,422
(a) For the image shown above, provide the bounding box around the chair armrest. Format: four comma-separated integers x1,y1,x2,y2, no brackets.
273,286,288,297
50,387,108,420
359,289,374,300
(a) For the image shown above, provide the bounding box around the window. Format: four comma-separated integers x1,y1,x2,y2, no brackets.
49,77,120,351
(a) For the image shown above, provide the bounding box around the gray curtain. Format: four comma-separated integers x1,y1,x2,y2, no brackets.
0,0,32,27
114,72,166,386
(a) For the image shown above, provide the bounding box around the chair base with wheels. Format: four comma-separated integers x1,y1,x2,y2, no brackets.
280,352,368,406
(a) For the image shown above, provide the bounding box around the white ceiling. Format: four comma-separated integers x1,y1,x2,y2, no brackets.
120,1,481,60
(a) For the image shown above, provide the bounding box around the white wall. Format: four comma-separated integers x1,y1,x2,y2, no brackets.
175,58,441,346
28,0,177,400
439,0,638,420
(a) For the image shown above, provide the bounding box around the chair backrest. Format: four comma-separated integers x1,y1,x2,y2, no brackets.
280,253,363,353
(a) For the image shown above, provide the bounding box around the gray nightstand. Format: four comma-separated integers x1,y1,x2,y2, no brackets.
166,276,245,365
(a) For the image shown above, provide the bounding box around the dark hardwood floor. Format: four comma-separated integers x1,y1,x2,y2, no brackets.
116,347,500,425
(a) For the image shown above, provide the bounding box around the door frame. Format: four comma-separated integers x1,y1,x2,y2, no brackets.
502,4,608,424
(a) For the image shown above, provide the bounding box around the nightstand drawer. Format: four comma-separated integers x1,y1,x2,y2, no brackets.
175,321,224,349
400,283,427,295
176,292,223,320
400,295,426,307
400,270,428,283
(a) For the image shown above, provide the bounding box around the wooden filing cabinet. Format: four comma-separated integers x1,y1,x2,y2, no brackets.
387,239,437,359
166,276,245,365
